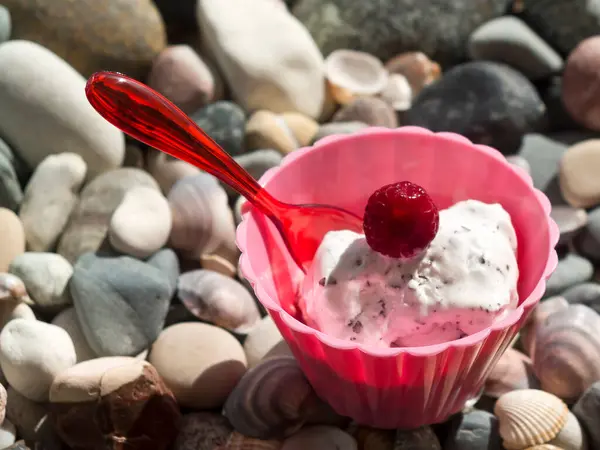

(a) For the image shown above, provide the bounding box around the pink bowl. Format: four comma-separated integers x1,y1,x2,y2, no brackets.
236,126,559,429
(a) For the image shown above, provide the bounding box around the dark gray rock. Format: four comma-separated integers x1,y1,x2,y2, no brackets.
563,282,600,314
292,0,511,66
541,76,582,132
190,101,246,157
468,16,563,80
445,410,503,450
575,206,600,262
544,253,593,297
70,252,172,357
573,381,600,449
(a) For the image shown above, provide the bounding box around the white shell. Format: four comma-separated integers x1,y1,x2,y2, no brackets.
379,73,412,111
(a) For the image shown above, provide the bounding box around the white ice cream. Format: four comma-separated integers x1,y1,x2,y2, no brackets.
300,200,519,348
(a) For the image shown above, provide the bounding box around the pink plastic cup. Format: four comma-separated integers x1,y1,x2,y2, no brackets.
236,126,559,429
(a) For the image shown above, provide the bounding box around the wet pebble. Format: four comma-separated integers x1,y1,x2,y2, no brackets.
544,253,593,297
445,410,503,450
332,96,397,128
551,205,588,246
190,101,246,157
560,139,600,208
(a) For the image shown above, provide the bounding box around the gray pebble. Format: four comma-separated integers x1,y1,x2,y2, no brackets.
223,149,283,196
190,101,246,157
544,253,593,297
573,381,600,449
575,206,600,262
311,121,370,144
0,138,22,212
445,410,502,450
147,248,180,296
0,6,10,44
468,16,563,80
562,282,600,314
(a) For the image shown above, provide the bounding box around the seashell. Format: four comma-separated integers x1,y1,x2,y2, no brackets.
332,97,398,128
168,172,239,263
520,296,570,356
245,110,318,155
0,273,33,305
223,356,326,439
200,253,237,278
531,303,600,402
384,52,441,96
224,431,282,450
550,206,588,246
379,73,412,112
484,348,540,398
494,389,577,449
352,427,395,450
324,49,388,105
178,269,260,334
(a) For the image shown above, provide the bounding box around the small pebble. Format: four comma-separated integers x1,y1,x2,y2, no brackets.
109,186,172,259
199,254,237,278
560,139,600,208
384,51,441,96
245,110,319,154
0,6,10,43
190,101,246,157
311,121,370,144
173,412,233,450
0,319,76,401
445,410,503,450
551,205,588,245
0,302,35,330
544,253,593,297
0,209,24,273
332,97,398,128
562,283,600,314
395,426,441,450
148,322,247,409
506,155,531,175
243,315,284,368
379,73,412,111
223,149,283,197
573,381,600,449
51,307,97,363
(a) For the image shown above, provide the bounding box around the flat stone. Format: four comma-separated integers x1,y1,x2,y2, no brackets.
544,253,593,297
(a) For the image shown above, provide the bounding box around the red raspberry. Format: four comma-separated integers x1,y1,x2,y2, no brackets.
363,181,439,259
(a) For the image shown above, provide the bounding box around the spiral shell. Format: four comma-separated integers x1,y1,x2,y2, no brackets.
223,431,282,450
494,389,569,449
223,356,325,439
484,348,539,398
177,269,261,334
532,303,600,402
0,273,32,304
520,296,570,357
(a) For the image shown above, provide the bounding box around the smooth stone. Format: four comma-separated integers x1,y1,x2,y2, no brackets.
0,272,31,305
0,41,124,176
562,283,600,314
0,209,24,272
224,150,282,196
245,110,319,154
5,387,46,441
312,121,370,144
0,319,76,401
293,0,509,66
3,0,166,78
385,52,441,97
282,426,357,450
147,249,180,294
148,322,247,409
8,253,73,313
153,0,197,32
0,138,23,212
198,0,325,118
49,357,180,450
19,153,86,252
0,6,10,43
573,381,600,449
0,303,35,330
199,254,237,278
575,207,600,262
243,316,284,368
190,101,246,157
544,253,593,297
57,168,159,264
51,308,97,363
505,155,531,175
146,150,201,195
406,61,546,155
5,442,29,450
468,16,563,80
173,412,233,450
0,121,29,189
0,419,16,448
69,252,172,357
445,410,502,450
560,139,600,208
109,186,172,259
551,205,588,246
332,97,397,128
148,45,216,114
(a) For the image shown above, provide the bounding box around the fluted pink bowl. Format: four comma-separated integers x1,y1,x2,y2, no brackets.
236,126,559,429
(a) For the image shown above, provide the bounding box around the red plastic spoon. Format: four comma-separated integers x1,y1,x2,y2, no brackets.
85,71,362,272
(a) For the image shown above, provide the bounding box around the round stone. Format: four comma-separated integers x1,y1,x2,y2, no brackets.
560,139,600,208
573,381,600,449
562,282,600,314
243,316,284,368
190,101,246,157
51,308,97,363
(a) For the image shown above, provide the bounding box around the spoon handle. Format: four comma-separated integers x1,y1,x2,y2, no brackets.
85,71,283,217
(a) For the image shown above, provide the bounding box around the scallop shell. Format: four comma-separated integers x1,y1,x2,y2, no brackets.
281,426,357,450
532,303,600,402
494,389,569,449
520,296,570,357
168,172,239,263
484,348,540,398
224,431,282,450
0,273,33,305
379,73,412,111
384,52,441,96
353,427,395,450
324,49,388,105
177,269,260,334
223,356,327,439
332,97,398,128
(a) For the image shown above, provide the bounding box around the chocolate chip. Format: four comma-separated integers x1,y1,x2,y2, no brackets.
378,299,387,317
351,320,363,334
479,255,487,265
318,277,326,286
328,277,338,286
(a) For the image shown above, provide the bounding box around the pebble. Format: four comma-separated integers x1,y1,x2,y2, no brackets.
544,253,593,297
49,357,180,450
18,153,86,252
379,73,413,112
312,121,370,144
293,0,509,65
384,52,441,97
395,427,441,449
0,209,24,272
198,0,325,118
0,319,76,401
190,101,246,157
57,168,160,264
560,139,600,208
0,6,10,43
148,45,216,114
245,110,319,154
122,144,145,169
173,412,233,450
69,252,173,357
551,205,588,246
332,97,398,128
468,16,563,80
575,207,600,262
223,150,283,196
5,387,46,441
0,419,16,448
146,150,201,195
445,410,503,450
243,316,284,368
148,322,247,409
0,138,23,212
282,426,357,450
108,186,172,259
51,308,96,363
573,381,600,449
0,40,124,176
562,283,600,314
3,0,166,78
406,61,546,155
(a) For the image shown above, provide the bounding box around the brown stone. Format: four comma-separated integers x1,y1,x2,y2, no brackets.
49,357,180,450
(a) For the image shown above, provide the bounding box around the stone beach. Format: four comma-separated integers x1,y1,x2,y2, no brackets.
1,0,600,449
